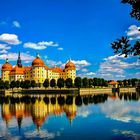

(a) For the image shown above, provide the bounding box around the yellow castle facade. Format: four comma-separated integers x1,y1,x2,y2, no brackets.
1,52,76,84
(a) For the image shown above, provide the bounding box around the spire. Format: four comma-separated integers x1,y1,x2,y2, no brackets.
18,51,20,58
36,53,40,58
6,58,8,63
17,51,22,67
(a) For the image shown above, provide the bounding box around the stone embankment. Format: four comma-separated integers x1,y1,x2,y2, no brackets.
79,88,136,96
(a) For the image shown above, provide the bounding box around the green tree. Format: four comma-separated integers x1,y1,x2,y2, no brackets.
74,77,82,88
43,79,49,89
57,78,64,89
10,81,16,90
121,0,140,20
65,78,73,88
128,79,132,87
131,78,138,87
0,80,4,89
50,79,56,88
82,77,89,88
15,80,20,88
24,80,31,89
31,80,36,88
111,1,140,59
123,79,128,87
20,81,25,89
93,78,98,87
4,81,10,89
88,78,93,88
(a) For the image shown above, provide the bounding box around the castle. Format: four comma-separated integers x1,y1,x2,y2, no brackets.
1,52,76,84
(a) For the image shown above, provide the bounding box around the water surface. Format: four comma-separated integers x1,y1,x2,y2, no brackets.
0,92,140,140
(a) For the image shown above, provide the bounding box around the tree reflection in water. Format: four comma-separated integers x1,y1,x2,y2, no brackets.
0,92,139,131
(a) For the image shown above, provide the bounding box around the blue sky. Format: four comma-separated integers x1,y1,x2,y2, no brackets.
0,0,140,80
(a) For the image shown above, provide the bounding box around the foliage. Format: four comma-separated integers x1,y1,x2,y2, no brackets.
57,78,65,89
31,80,36,88
4,81,10,89
111,37,140,58
65,78,73,88
88,78,93,88
50,79,56,88
117,78,139,87
10,81,16,89
111,1,140,59
43,79,49,89
20,81,25,89
74,77,82,88
24,80,31,89
82,77,89,88
0,80,4,89
15,80,20,88
121,0,140,20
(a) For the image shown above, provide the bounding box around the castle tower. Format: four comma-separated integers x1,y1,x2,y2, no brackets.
17,51,22,68
1,58,12,81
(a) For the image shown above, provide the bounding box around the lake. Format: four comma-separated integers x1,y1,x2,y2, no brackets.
0,92,140,140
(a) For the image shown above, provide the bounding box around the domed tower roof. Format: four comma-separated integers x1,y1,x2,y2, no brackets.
32,54,45,67
65,60,76,70
2,58,12,71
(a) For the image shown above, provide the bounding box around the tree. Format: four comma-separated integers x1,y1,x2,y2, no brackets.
10,81,16,90
43,79,49,89
93,78,98,87
4,81,10,89
88,78,93,88
0,80,4,89
111,1,140,59
20,81,25,89
24,80,31,89
118,80,123,87
65,78,73,88
131,78,138,87
31,80,36,88
74,77,82,88
15,80,20,88
121,0,140,20
50,79,56,88
82,77,89,88
57,78,64,89
123,79,128,87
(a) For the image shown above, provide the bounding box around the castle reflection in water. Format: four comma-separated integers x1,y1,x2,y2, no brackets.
0,92,139,131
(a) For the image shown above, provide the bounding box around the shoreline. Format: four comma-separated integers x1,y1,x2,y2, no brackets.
0,87,137,96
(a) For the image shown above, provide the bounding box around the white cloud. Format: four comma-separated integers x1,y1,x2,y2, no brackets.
0,44,11,50
77,72,96,78
81,68,89,72
24,42,46,50
46,60,63,67
71,60,91,71
12,21,21,28
0,52,35,62
24,41,59,50
0,33,21,45
126,25,140,40
38,41,58,47
57,47,63,51
97,54,140,79
72,60,91,66
0,49,8,54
